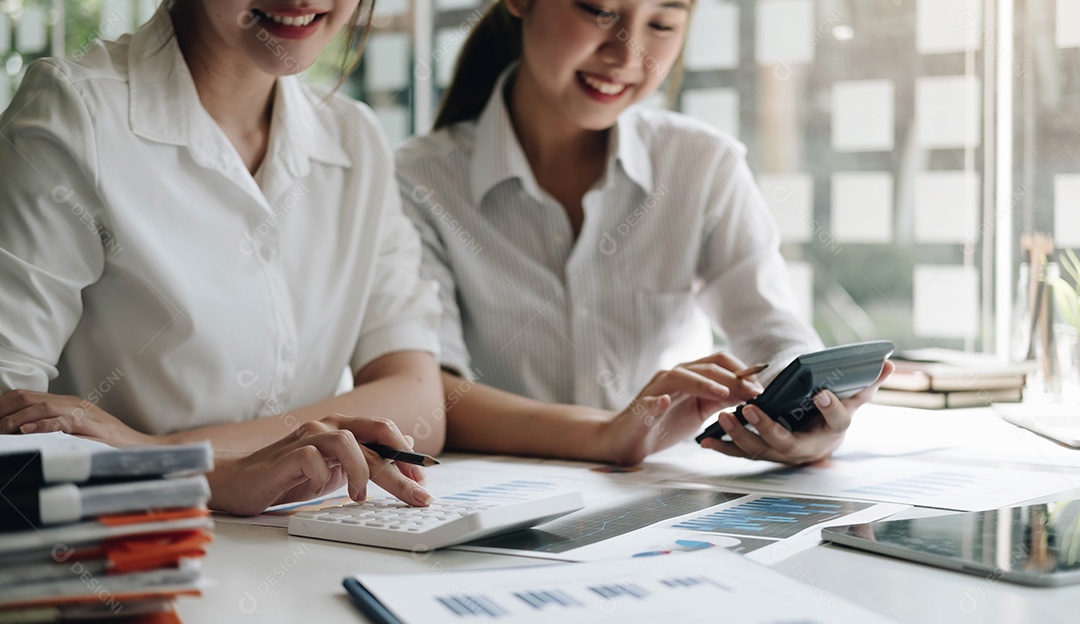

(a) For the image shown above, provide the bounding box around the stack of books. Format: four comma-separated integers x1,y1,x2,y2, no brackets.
875,348,1032,409
0,435,214,622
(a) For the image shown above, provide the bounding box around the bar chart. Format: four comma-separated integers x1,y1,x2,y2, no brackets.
671,496,872,539
466,488,744,553
442,480,560,504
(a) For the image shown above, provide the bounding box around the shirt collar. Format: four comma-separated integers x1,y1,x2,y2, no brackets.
127,5,350,175
469,64,655,206
470,65,543,206
612,109,654,195
270,78,353,175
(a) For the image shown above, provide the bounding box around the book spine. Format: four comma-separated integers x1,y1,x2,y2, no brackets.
0,450,93,488
0,484,81,532
0,452,45,488
89,443,213,479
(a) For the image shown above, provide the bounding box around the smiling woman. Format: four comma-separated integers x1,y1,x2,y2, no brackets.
0,0,445,515
434,0,689,130
169,0,373,88
399,0,894,467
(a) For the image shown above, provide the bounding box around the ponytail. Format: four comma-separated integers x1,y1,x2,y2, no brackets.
433,2,521,131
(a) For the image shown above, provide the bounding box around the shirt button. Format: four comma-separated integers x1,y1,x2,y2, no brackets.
260,244,277,261
578,307,590,319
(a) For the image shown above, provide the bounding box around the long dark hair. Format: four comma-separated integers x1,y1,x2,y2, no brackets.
433,2,522,130
433,0,690,131
336,1,377,90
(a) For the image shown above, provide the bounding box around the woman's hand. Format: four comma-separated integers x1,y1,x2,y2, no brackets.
324,412,429,488
599,352,765,466
209,414,435,517
0,389,156,447
700,360,896,465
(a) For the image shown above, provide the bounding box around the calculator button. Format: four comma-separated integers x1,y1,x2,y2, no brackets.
287,490,585,551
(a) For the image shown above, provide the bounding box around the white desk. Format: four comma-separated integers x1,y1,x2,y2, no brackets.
178,406,1080,623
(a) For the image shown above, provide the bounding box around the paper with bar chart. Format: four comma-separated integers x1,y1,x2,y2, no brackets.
456,486,905,565
349,547,896,624
723,456,1080,511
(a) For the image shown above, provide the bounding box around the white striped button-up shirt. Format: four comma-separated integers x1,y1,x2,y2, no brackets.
397,69,821,411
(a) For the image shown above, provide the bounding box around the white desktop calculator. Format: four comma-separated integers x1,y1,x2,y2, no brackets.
288,483,584,552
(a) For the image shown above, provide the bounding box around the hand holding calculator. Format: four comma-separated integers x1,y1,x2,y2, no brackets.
696,341,895,443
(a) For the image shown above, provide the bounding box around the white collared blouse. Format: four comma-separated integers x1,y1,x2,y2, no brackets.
397,69,822,411
0,8,440,434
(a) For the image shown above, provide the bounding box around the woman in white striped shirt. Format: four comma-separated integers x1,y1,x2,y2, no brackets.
399,0,893,466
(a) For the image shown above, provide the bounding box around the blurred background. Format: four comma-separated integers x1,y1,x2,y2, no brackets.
1,0,1077,358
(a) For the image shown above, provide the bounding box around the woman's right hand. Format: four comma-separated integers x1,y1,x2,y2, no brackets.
598,352,765,466
208,414,434,516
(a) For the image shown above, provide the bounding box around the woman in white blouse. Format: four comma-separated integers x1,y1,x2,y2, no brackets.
0,1,441,513
399,0,894,466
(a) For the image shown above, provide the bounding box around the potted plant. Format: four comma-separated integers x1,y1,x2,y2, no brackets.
1050,250,1080,400
1051,250,1080,334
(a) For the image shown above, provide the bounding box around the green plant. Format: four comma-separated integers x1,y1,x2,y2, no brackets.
1051,249,1080,333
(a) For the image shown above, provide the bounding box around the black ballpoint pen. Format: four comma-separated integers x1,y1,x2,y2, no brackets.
361,443,440,467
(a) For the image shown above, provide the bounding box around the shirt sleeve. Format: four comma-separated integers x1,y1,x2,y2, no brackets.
396,168,475,380
0,60,107,393
695,138,823,383
349,124,442,376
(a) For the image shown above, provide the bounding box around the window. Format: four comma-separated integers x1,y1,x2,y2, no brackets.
4,0,1076,359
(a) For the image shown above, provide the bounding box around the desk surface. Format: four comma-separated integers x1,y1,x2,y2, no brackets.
178,406,1080,624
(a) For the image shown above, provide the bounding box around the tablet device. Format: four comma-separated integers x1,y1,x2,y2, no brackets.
695,340,894,442
822,500,1080,587
994,403,1080,450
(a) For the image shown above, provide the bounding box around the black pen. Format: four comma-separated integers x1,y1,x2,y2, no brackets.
361,443,440,467
344,577,404,624
735,363,769,379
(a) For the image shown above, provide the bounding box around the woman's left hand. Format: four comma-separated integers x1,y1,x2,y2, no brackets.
0,389,155,447
700,360,895,465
